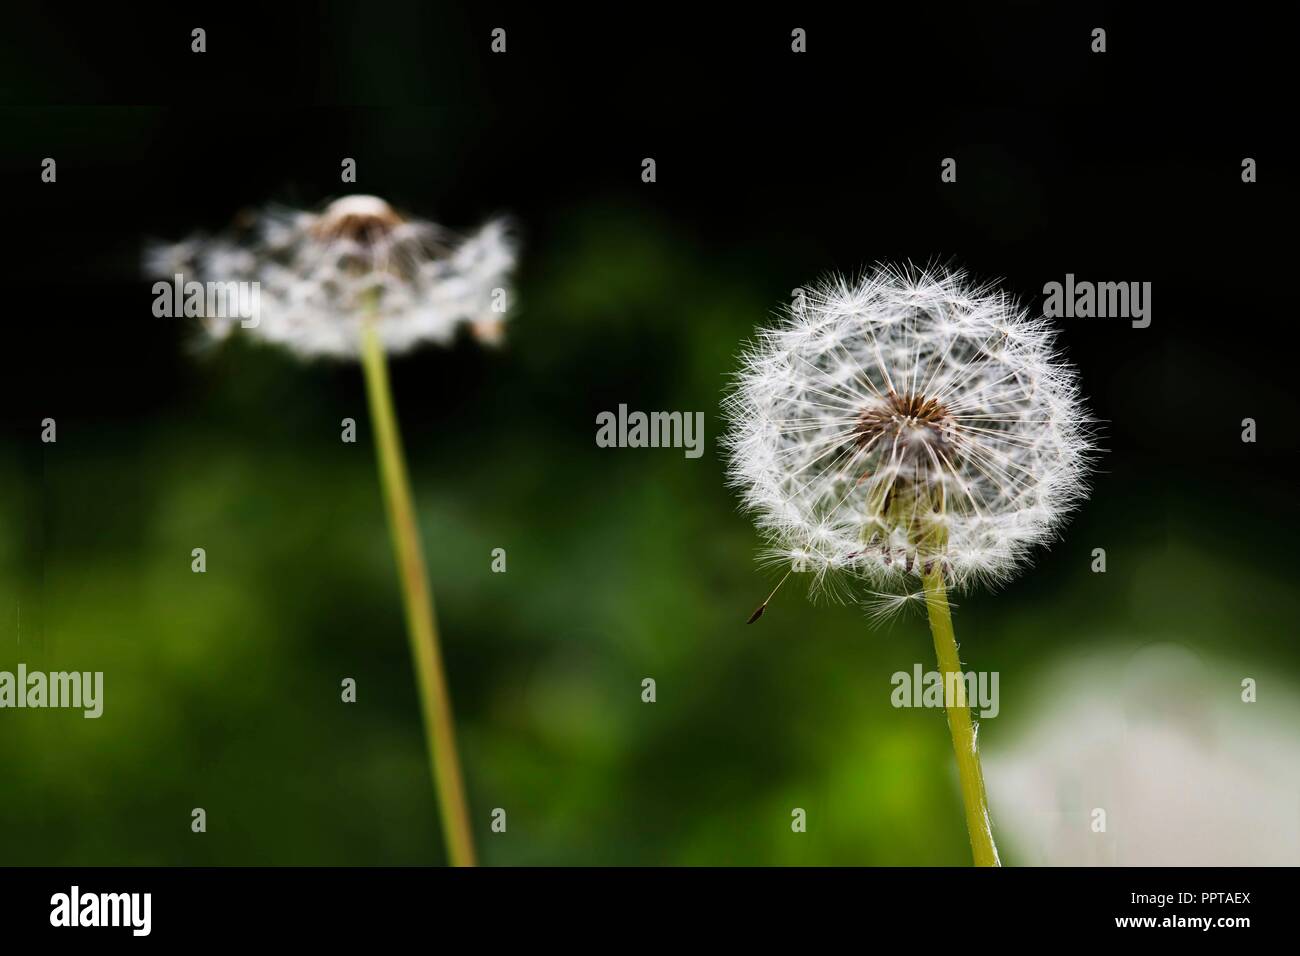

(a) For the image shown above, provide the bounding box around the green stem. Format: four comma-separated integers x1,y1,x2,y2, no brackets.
360,320,477,867
921,567,1000,867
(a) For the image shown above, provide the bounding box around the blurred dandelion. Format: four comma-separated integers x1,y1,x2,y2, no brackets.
724,263,1095,865
148,195,519,866
146,194,515,356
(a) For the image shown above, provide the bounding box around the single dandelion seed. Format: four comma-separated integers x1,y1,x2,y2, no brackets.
747,565,795,623
148,195,519,867
723,263,1096,866
863,588,938,627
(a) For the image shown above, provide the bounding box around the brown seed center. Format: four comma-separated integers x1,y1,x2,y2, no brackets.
311,195,404,245
853,391,956,466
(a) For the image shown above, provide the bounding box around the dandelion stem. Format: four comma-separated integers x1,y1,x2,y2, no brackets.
360,319,477,867
920,566,1000,866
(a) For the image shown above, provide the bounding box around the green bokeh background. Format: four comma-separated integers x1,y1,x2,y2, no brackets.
1,8,1295,866
3,203,1296,864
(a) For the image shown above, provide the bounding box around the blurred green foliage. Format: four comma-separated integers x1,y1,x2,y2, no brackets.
2,202,1297,866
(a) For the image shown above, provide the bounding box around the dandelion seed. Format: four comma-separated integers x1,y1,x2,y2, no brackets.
863,588,933,626
722,263,1096,867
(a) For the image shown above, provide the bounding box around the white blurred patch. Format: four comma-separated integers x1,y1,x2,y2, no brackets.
985,643,1300,865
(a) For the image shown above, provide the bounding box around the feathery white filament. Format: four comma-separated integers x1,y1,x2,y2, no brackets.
723,264,1094,604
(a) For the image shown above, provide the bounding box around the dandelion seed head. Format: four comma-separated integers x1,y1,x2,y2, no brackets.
723,263,1095,604
145,195,517,359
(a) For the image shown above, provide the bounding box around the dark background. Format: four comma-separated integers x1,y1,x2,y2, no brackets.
0,4,1295,865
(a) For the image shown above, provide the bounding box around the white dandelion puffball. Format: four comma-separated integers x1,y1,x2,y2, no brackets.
723,264,1094,603
146,195,517,359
